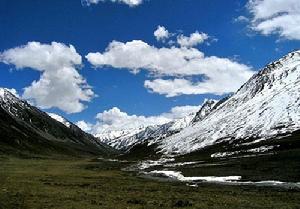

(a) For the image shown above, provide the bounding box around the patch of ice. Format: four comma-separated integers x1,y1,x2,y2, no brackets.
146,170,300,189
137,158,175,170
148,170,241,183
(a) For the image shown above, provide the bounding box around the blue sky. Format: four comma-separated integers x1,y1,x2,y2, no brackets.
1,0,300,133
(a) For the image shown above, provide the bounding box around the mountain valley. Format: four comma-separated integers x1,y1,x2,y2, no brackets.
1,51,300,208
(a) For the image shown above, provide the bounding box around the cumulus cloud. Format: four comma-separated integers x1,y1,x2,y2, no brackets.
86,40,254,96
154,25,170,41
0,42,94,113
154,26,209,47
94,107,169,133
144,76,245,97
234,15,249,23
82,0,143,7
76,120,93,132
247,0,300,40
177,31,209,48
78,105,200,134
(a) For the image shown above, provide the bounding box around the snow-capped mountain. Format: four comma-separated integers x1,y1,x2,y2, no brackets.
138,112,197,147
97,111,197,150
97,126,159,150
0,88,29,118
96,127,145,147
157,50,300,155
0,88,114,156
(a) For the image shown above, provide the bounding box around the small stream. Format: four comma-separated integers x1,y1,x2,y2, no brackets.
121,157,300,190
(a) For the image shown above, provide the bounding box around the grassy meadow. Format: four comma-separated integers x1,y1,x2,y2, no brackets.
0,156,299,209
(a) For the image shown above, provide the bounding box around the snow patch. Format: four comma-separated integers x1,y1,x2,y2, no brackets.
148,170,241,182
211,145,276,158
137,158,175,170
48,113,71,128
145,170,300,189
163,161,201,167
0,88,4,98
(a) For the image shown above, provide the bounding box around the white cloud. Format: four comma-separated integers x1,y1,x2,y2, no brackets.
86,40,254,96
177,31,209,48
234,15,249,23
154,26,170,41
247,0,300,40
0,42,94,113
78,105,200,134
76,120,93,132
82,0,143,7
154,26,209,47
144,76,245,97
93,107,170,133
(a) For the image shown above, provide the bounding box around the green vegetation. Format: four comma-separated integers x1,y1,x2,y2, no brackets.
0,156,299,209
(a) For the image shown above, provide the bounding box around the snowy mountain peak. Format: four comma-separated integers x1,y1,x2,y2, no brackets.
0,88,71,129
237,50,300,99
47,113,71,128
95,127,144,145
0,88,21,103
0,88,29,117
97,109,198,150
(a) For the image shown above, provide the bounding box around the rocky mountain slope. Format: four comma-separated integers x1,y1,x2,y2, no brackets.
0,88,114,156
191,99,219,123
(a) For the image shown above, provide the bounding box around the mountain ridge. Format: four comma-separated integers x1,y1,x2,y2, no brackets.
0,88,114,157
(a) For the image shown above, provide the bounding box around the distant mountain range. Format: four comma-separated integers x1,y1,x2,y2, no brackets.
96,50,300,159
96,100,218,151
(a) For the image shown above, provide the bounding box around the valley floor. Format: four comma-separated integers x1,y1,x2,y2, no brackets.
0,156,299,209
